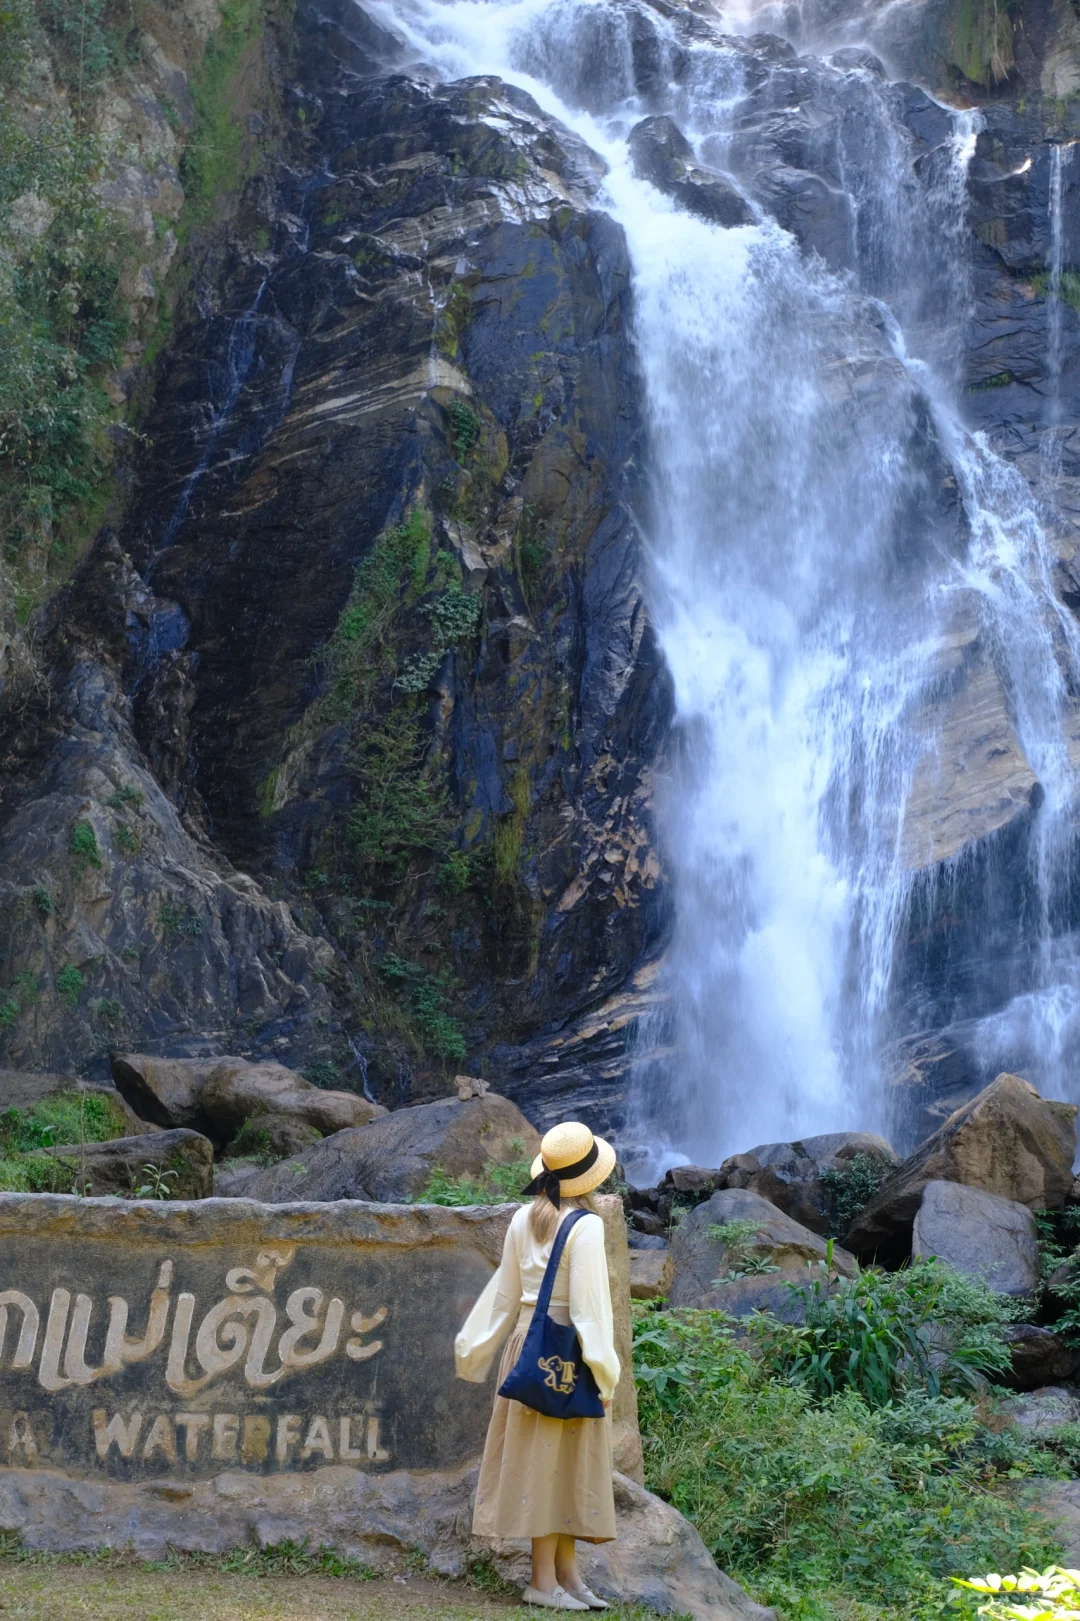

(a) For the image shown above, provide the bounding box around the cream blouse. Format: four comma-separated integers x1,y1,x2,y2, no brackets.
454,1204,621,1402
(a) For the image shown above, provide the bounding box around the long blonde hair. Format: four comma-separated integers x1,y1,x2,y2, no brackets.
528,1191,598,1244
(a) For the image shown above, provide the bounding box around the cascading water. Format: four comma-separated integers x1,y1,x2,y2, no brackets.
366,0,1080,1168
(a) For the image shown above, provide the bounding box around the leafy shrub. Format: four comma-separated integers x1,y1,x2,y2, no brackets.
445,399,480,460
377,952,466,1063
633,1307,1056,1621
55,964,84,1009
954,1567,1080,1619
707,1218,781,1282
819,1150,893,1237
32,886,53,918
68,821,101,873
415,1158,534,1206
303,1060,341,1090
0,1154,79,1193
753,1255,1016,1406
0,970,37,1031
348,712,453,882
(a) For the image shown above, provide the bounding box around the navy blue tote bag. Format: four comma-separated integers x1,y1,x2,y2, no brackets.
498,1208,607,1419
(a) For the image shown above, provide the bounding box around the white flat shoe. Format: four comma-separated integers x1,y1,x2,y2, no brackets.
567,1587,609,1610
522,1585,590,1610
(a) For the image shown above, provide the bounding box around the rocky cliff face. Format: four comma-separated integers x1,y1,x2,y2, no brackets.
3,0,1080,1138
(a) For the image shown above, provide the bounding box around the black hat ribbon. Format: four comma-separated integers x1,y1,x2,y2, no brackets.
521,1141,599,1208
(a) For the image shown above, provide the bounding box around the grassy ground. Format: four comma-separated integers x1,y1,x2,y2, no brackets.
0,1556,664,1621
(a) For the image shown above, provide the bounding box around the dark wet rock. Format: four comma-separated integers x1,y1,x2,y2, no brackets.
715,1131,899,1236
846,1075,1078,1263
1002,1324,1080,1391
244,1092,539,1204
912,1178,1040,1296
627,1231,669,1250
664,1188,858,1316
42,1127,213,1198
629,116,755,227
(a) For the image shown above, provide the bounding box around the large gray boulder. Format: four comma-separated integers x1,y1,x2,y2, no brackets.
200,1060,385,1146
716,1131,899,1235
846,1074,1078,1263
244,1093,540,1205
664,1188,858,1317
41,1127,213,1198
110,1054,216,1132
912,1179,1040,1296
999,1386,1080,1437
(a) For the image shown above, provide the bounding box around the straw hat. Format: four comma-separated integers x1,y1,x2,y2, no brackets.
527,1121,616,1201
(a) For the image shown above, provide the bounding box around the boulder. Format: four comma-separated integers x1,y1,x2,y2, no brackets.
716,1131,899,1236
1002,1325,1080,1391
244,1093,540,1205
212,1159,264,1198
629,115,756,228
912,1179,1040,1296
595,1192,643,1485
664,1188,858,1317
110,1054,215,1132
200,1060,386,1148
999,1386,1080,1437
845,1074,1078,1263
1025,1480,1080,1566
230,1113,323,1160
0,1464,773,1620
582,1472,777,1621
630,1248,668,1301
42,1128,213,1198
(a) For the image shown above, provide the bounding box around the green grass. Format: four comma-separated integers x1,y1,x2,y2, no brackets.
414,1158,535,1206
0,1091,129,1155
179,0,266,235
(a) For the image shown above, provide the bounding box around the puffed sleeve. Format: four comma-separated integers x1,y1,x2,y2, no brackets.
454,1208,523,1383
567,1213,621,1402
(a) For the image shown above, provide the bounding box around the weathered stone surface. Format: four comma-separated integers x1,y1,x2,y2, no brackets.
846,1075,1078,1263
1002,1325,1080,1391
0,1194,516,1480
999,1386,1080,1437
664,1189,858,1316
244,1094,539,1205
1025,1479,1080,1567
200,1061,385,1146
630,1249,668,1301
230,1114,323,1161
629,116,755,228
213,1160,265,1198
593,1192,643,1485
110,1054,216,1133
0,1463,771,1620
0,1192,671,1594
717,1131,899,1236
41,1128,213,1199
912,1179,1040,1296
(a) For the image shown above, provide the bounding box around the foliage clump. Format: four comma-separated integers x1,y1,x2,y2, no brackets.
0,1090,130,1194
378,952,467,1063
819,1150,893,1237
633,1303,1056,1621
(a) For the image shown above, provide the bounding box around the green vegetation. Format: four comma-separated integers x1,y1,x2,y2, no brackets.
105,785,143,809
445,400,481,461
707,1219,781,1282
819,1151,893,1236
634,1300,1056,1621
303,1060,341,1089
131,1164,180,1199
32,886,53,919
0,1090,130,1193
948,0,1014,86
378,952,467,1063
180,0,266,235
68,820,101,874
55,964,84,1009
348,711,455,883
0,970,38,1031
493,768,531,886
1032,270,1080,316
968,371,1017,392
160,898,204,938
415,1158,534,1206
956,1567,1080,1619
0,1092,128,1154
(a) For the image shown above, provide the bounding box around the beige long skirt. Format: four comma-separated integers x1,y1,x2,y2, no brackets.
472,1310,616,1543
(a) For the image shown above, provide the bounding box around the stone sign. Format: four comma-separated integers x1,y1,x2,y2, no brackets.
0,1192,640,1489
0,1195,516,1482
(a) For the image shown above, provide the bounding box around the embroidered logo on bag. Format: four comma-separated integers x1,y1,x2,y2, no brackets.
538,1355,576,1395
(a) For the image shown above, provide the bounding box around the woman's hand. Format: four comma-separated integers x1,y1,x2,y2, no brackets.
601,1398,612,1410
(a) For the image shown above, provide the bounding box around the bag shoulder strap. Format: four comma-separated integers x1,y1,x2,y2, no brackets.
534,1208,596,1319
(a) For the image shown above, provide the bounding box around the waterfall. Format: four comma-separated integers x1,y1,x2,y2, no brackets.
366,0,1080,1170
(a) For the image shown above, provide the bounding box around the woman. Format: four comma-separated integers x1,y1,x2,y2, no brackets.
455,1121,620,1612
